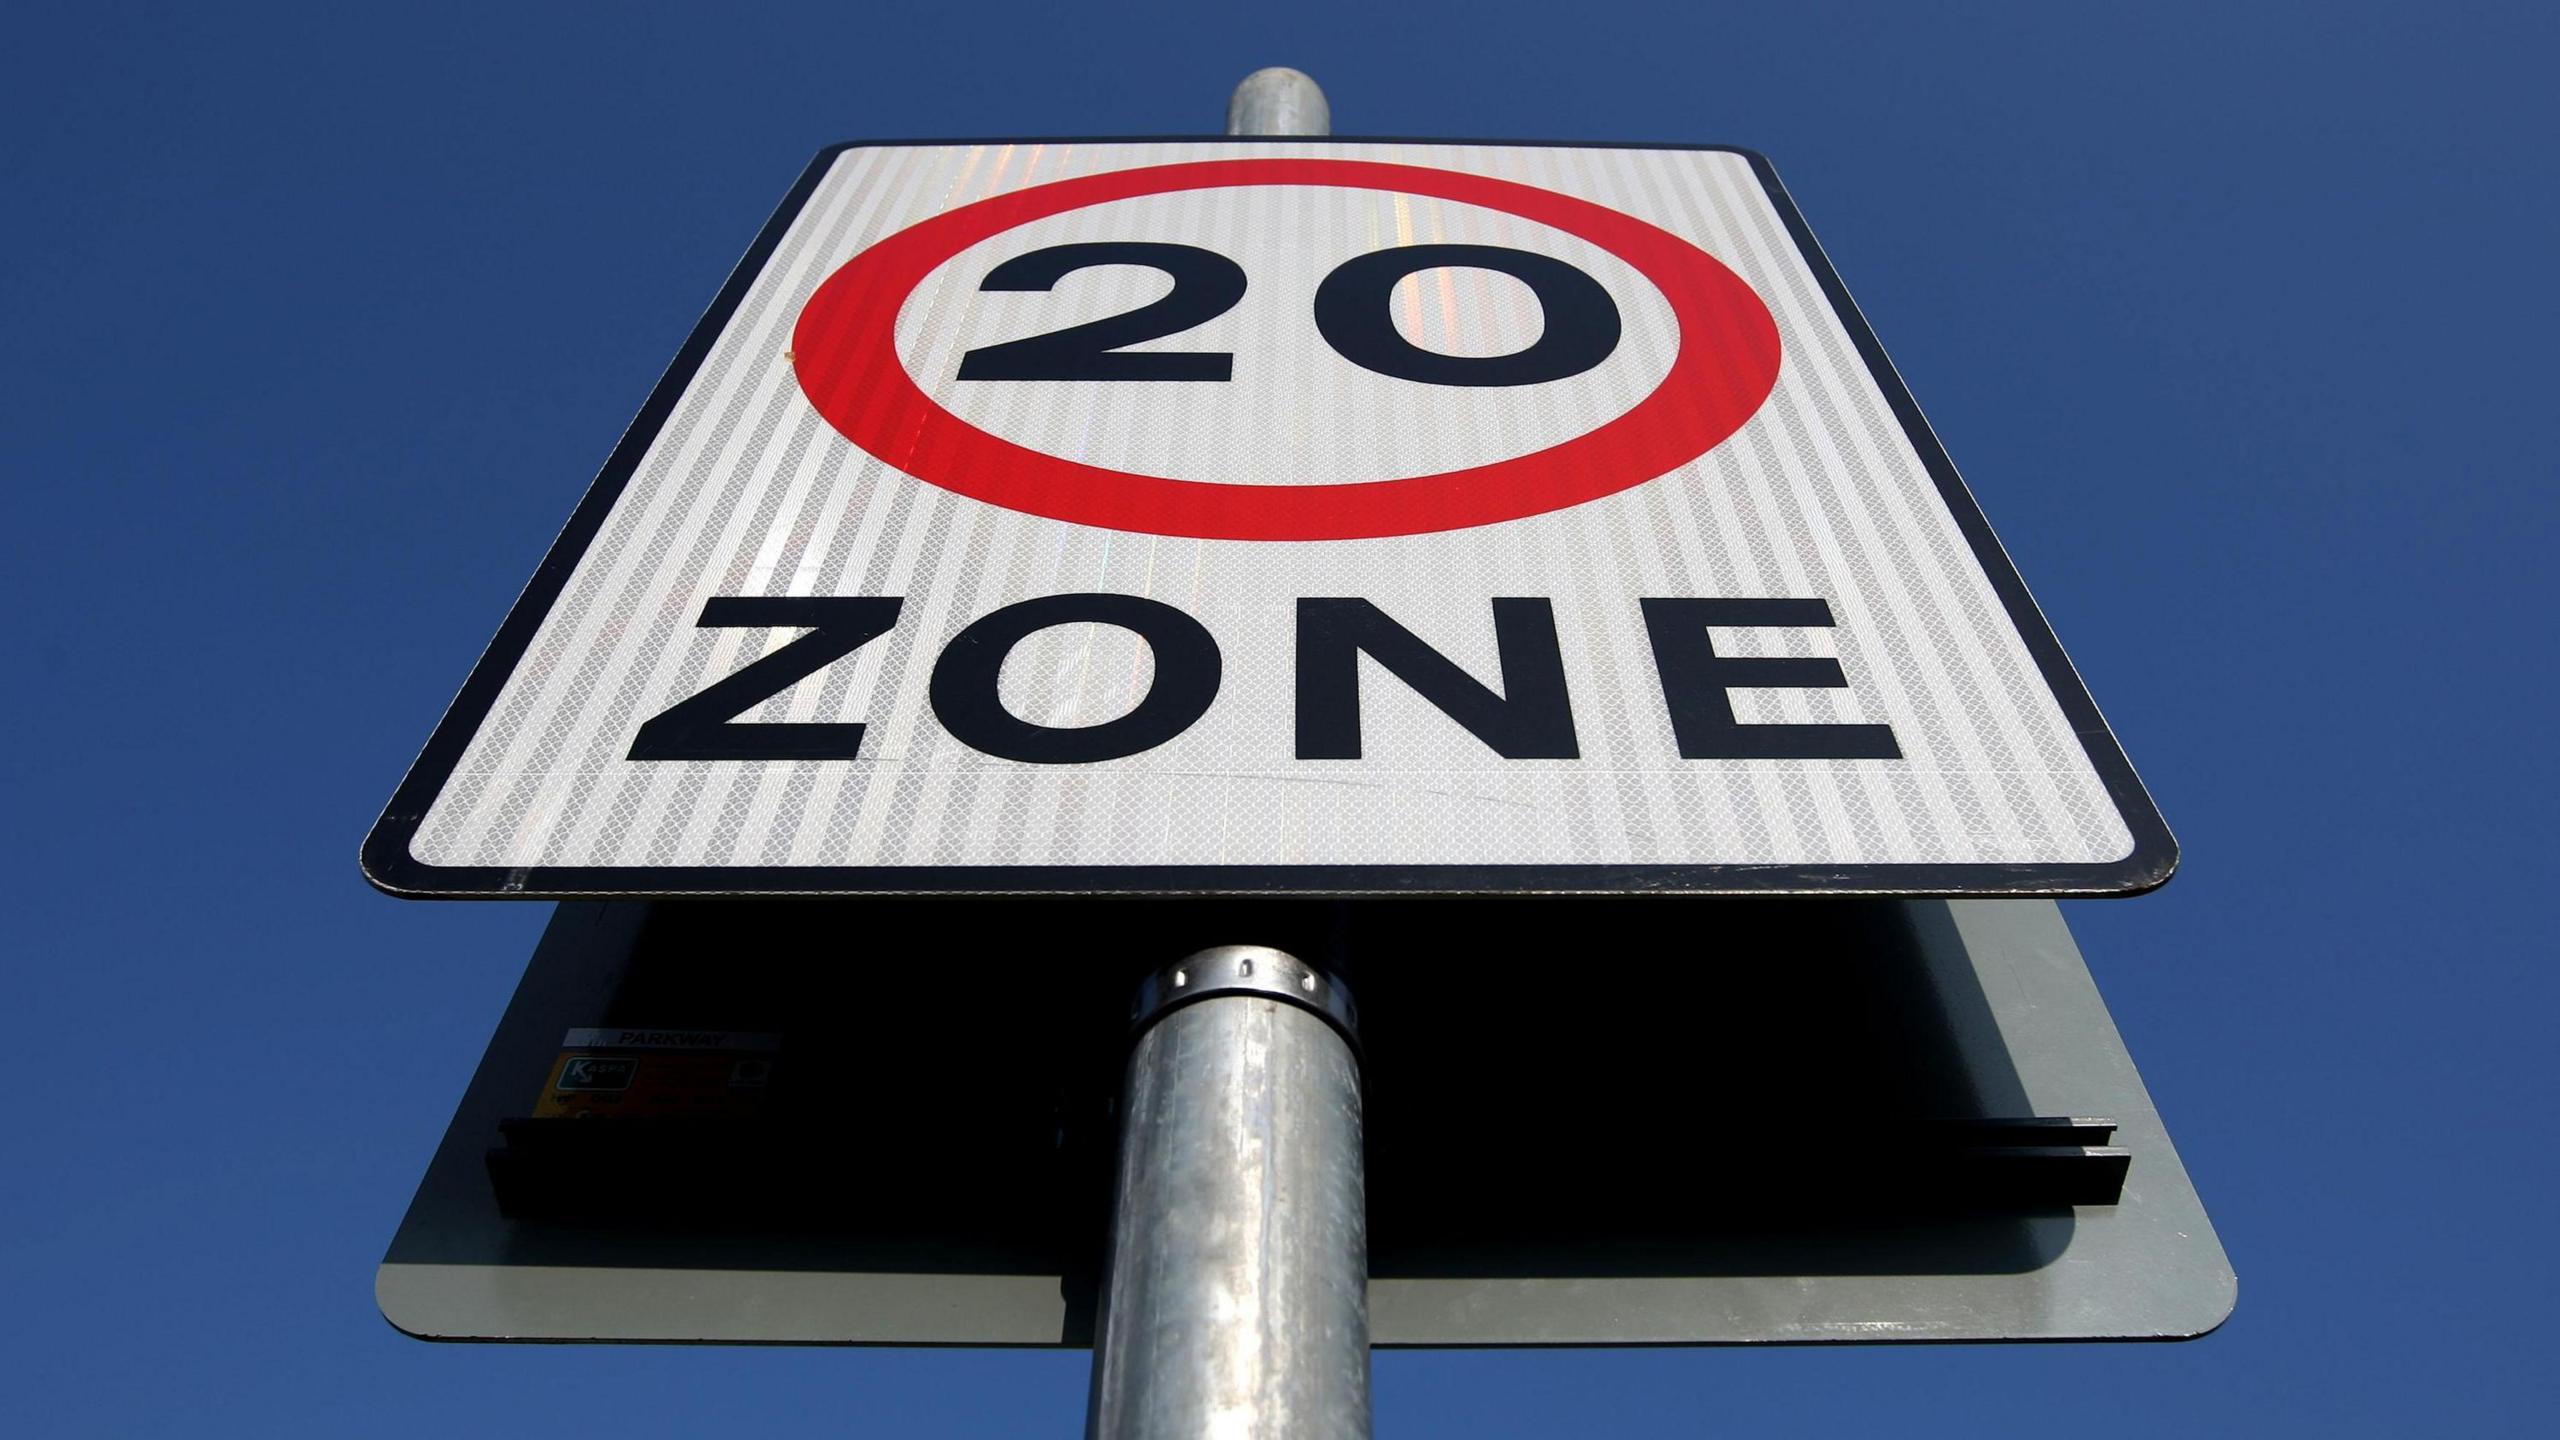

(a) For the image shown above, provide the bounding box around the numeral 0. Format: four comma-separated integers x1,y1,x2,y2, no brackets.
957,242,1623,387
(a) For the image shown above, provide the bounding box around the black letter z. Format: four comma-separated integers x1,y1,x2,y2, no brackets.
627,597,904,761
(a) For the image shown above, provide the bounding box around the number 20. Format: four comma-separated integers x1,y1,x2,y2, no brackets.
956,242,1623,388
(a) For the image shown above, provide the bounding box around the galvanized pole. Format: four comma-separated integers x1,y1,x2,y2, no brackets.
1225,66,1332,138
1087,946,1369,1440
1080,73,1372,1424
1083,77,1367,1440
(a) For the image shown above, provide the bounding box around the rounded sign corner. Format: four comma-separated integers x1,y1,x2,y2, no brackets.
376,1264,464,1344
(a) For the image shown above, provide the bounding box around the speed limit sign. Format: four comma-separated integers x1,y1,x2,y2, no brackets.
364,139,2174,898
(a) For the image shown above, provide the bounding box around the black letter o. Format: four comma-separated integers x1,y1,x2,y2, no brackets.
929,594,1221,763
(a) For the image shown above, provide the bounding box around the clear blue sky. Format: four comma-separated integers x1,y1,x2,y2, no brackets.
4,2,2552,1434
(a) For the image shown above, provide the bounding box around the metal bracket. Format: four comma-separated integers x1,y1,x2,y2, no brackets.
1129,944,1360,1050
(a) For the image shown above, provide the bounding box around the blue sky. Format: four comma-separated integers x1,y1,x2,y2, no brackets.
4,2,2553,1434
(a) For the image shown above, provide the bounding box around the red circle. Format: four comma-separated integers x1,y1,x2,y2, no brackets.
792,159,1781,541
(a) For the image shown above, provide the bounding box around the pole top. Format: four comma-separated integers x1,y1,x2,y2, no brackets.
1226,67,1331,137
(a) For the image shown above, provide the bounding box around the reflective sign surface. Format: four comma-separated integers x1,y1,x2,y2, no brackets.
365,140,2172,897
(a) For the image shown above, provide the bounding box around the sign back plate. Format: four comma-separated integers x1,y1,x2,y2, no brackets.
377,896,2232,1345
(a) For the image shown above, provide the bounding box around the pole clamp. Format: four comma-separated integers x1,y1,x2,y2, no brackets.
1129,945,1359,1048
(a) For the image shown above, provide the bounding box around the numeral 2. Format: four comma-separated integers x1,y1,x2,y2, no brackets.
956,242,1246,382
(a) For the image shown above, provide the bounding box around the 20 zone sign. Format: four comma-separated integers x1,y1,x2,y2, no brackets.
365,139,2174,900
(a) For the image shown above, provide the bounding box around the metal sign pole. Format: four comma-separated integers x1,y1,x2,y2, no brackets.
1088,947,1369,1439
1082,73,1369,1440
1224,64,1332,138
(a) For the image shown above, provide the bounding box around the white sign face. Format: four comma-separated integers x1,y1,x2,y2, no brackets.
365,140,2172,897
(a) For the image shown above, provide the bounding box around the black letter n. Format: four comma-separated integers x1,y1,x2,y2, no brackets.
1296,599,1579,759
628,597,904,761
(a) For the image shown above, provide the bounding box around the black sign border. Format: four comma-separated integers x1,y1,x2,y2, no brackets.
362,138,2177,900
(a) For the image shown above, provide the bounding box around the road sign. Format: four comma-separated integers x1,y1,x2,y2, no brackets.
377,895,2233,1344
363,139,2173,898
